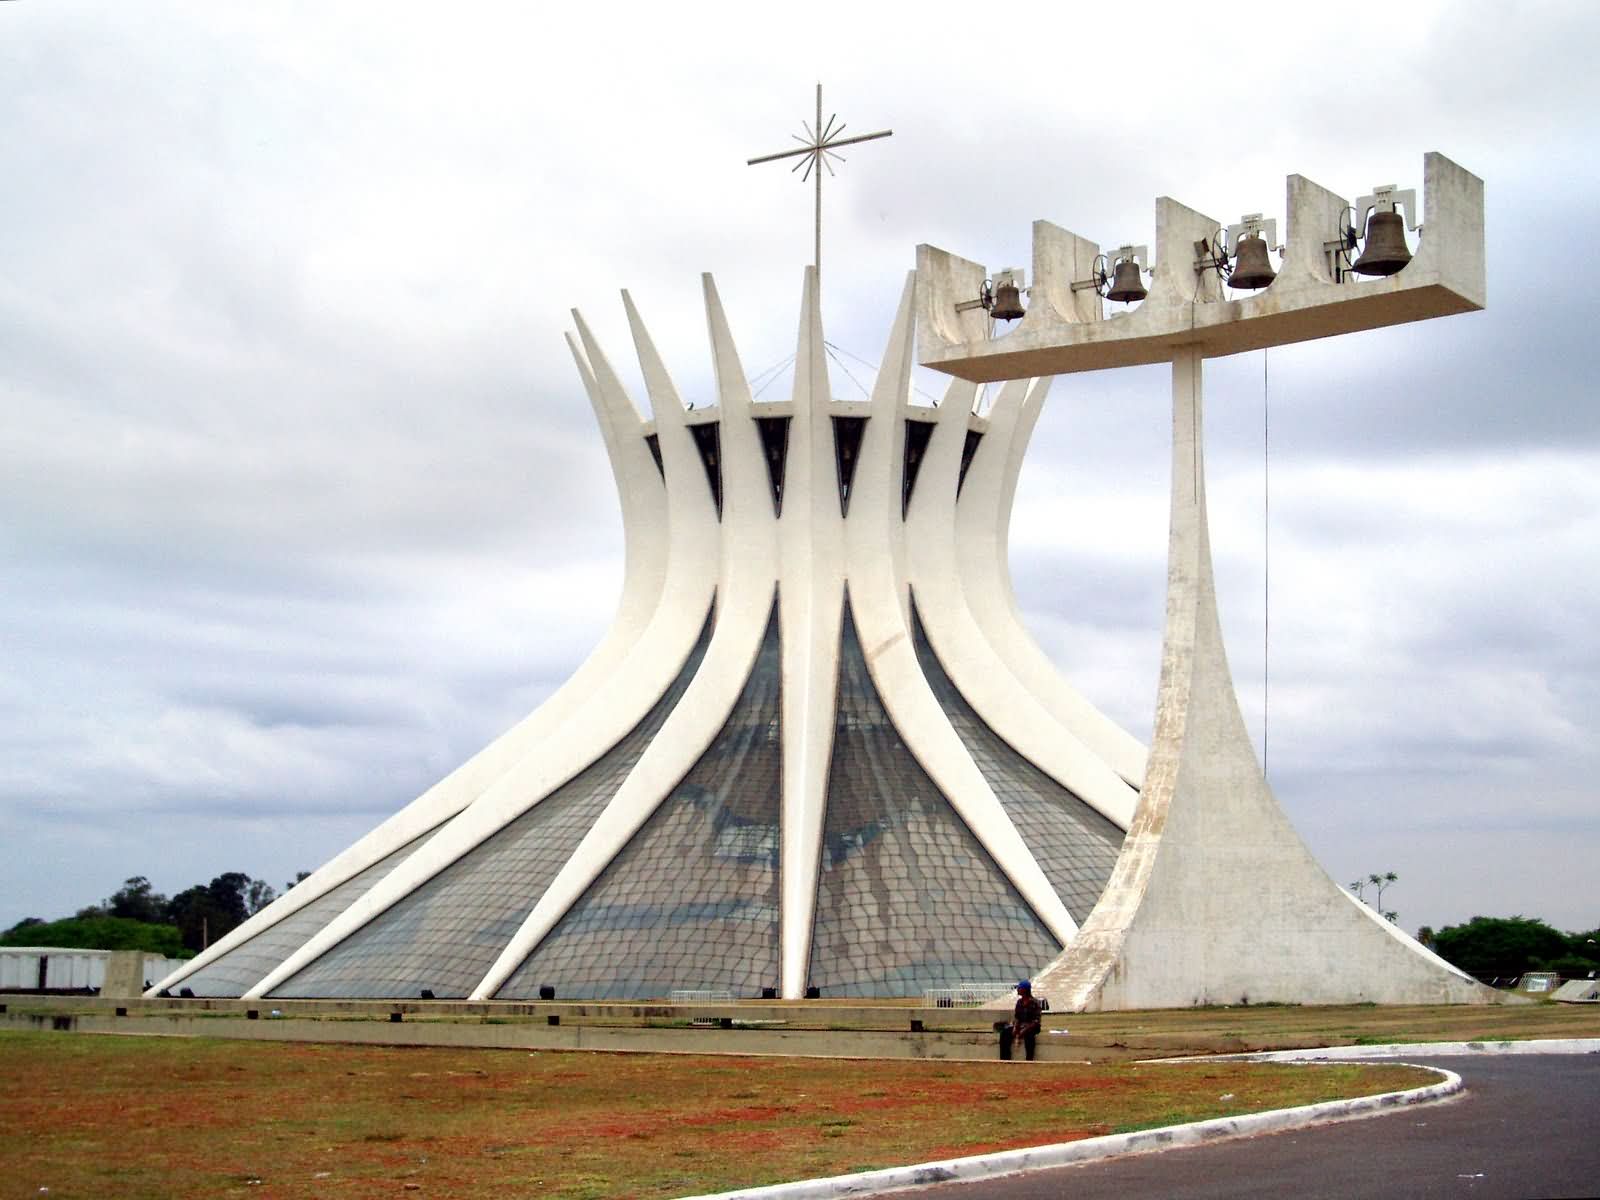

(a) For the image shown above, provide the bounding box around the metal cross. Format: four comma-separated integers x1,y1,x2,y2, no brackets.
747,84,892,285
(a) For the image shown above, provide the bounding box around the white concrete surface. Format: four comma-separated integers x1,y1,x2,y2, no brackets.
952,373,1146,787
917,152,1484,382
1028,348,1499,1010
217,264,1139,1004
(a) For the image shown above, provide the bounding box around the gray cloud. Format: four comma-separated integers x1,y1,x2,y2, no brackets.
2,0,1596,937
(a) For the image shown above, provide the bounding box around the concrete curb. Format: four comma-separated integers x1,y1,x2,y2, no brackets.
680,1038,1600,1199
677,1060,1463,1200
1175,1037,1600,1062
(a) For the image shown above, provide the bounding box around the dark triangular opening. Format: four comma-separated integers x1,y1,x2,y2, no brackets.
901,419,936,520
755,415,791,518
831,415,868,518
956,429,984,497
688,422,723,519
643,434,664,480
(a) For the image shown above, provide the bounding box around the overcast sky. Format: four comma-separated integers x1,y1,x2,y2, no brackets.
3,0,1596,940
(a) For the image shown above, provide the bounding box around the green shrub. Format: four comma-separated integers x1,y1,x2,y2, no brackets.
0,916,189,957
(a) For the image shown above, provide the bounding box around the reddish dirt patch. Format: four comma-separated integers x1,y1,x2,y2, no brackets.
0,1032,1428,1200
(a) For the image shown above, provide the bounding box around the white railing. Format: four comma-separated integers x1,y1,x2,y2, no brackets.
669,989,735,1004
922,982,1016,1008
670,988,737,1025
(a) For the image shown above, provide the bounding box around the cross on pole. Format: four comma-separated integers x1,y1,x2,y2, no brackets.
747,84,892,286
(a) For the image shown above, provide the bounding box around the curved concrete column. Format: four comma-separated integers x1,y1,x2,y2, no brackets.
148,314,671,999
242,305,723,1001
906,374,1136,830
953,376,1146,789
842,273,1077,948
472,276,782,1000
1030,348,1501,1009
775,268,846,998
208,264,1151,1005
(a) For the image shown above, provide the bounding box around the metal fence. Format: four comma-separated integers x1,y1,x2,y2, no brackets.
670,988,735,1024
669,989,735,1004
922,982,1016,1008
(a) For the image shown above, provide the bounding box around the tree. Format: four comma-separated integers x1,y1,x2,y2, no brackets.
285,870,312,891
1431,916,1570,981
106,876,168,925
1556,929,1600,977
1368,872,1399,919
163,872,270,952
206,872,253,927
245,878,276,915
0,915,185,956
165,885,224,953
1348,871,1400,923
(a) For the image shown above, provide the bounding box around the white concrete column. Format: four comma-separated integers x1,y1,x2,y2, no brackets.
842,275,1078,948
906,374,1135,830
470,284,779,1000
953,376,1146,790
1030,347,1500,1009
149,314,672,1000
777,267,846,999
242,304,725,1002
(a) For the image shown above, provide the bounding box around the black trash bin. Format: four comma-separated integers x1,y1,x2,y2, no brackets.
995,1020,1014,1060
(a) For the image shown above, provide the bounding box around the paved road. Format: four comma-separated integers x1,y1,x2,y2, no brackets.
892,1055,1600,1199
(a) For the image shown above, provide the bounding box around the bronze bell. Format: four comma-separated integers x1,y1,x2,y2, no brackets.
989,280,1025,321
1352,209,1412,277
1229,234,1276,290
1105,258,1147,303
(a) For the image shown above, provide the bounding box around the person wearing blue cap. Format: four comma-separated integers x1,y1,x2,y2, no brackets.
999,979,1042,1060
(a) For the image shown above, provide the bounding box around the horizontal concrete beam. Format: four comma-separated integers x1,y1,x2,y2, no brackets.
917,153,1483,382
0,1009,1078,1063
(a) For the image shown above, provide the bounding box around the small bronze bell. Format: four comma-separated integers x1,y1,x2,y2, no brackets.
1105,258,1147,303
1352,209,1412,277
989,280,1025,321
1229,234,1276,290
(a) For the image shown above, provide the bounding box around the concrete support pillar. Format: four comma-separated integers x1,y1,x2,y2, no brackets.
101,951,145,999
1030,348,1501,1010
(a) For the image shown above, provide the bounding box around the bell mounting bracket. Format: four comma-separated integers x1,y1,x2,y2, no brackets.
1332,184,1422,279
915,152,1484,381
1072,244,1149,299
954,268,1027,314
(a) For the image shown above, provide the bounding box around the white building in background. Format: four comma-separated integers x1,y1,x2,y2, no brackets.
152,153,1500,1008
2,948,187,993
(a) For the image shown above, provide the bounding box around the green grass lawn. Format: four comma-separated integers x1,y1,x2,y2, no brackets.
0,1031,1429,1199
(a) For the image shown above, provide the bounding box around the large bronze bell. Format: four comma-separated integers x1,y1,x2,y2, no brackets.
989,280,1025,321
1229,234,1276,289
1352,209,1412,277
1106,258,1147,303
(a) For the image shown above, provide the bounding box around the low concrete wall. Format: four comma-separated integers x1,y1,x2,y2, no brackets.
0,1008,1064,1062
1,993,1048,1032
